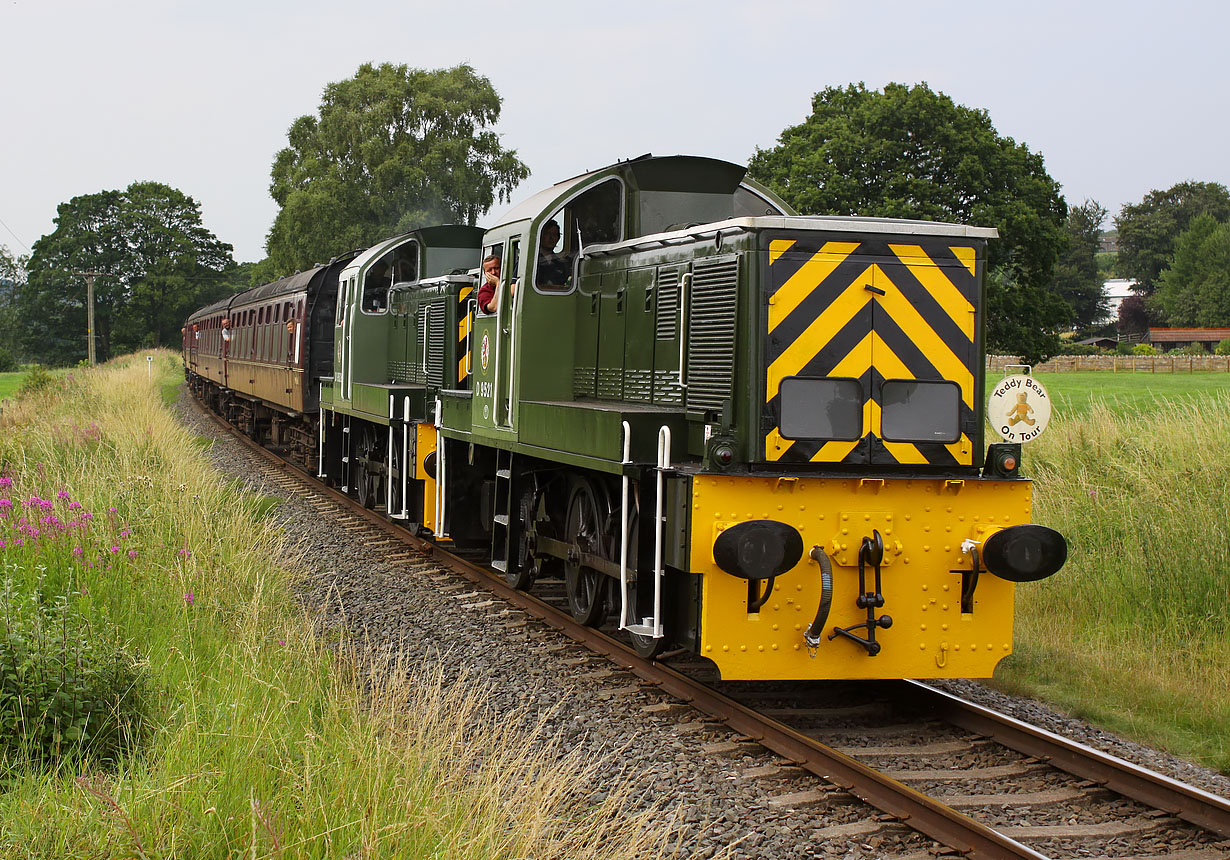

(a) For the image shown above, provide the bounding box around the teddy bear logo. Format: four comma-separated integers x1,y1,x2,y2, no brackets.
1005,391,1035,427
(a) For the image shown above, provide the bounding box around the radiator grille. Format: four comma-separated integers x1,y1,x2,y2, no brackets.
426,303,445,387
624,369,652,402
655,268,679,340
597,367,622,399
686,256,739,414
574,366,596,398
654,371,683,405
388,360,414,382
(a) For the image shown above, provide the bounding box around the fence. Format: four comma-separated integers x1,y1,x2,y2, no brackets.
987,354,1230,374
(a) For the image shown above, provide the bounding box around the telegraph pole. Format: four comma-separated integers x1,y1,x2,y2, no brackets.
73,271,105,366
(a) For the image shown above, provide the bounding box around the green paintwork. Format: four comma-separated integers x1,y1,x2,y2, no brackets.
325,225,483,428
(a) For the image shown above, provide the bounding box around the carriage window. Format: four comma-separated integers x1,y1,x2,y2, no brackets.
880,380,961,444
779,377,863,440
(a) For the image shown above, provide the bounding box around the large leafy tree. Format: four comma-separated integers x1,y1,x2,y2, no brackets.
0,245,26,369
1052,200,1110,330
20,182,235,365
1153,214,1230,326
748,82,1069,363
1116,181,1230,297
266,62,530,274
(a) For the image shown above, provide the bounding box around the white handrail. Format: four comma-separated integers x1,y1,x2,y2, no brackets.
434,397,447,538
677,273,691,388
651,425,672,639
401,397,411,519
618,421,631,631
386,394,395,514
316,383,326,478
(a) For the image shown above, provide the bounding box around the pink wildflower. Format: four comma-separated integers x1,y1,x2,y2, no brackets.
178,548,191,558
72,546,83,557
128,549,138,558
0,477,10,488
57,490,70,500
68,501,82,510
110,545,120,553
183,591,194,606
108,507,117,514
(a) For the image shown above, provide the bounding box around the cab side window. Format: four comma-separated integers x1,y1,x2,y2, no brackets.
535,178,622,293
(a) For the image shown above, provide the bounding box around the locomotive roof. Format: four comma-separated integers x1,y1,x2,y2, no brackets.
340,225,485,278
580,214,998,257
488,154,772,230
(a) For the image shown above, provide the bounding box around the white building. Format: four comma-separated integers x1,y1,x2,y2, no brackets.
1100,279,1137,325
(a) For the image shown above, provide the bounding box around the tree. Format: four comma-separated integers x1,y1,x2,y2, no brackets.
20,182,235,365
266,62,530,274
0,245,26,369
748,82,1069,362
1116,295,1150,335
1052,200,1110,330
1116,181,1230,296
1153,214,1230,326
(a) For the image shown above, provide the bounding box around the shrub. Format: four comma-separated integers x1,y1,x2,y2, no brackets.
16,366,56,398
1175,342,1209,356
1115,340,1134,355
1131,343,1158,355
0,581,148,766
1217,338,1230,356
0,347,16,374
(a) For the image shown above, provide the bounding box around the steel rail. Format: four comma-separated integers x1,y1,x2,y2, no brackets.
193,399,1050,860
902,680,1230,838
198,396,1230,854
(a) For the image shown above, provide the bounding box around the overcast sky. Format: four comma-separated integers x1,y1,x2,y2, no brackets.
2,0,1227,264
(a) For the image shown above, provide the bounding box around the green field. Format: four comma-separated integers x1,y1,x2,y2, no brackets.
986,370,1229,417
0,370,24,400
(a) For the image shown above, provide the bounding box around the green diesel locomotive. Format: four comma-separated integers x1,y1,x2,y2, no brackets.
192,154,1067,681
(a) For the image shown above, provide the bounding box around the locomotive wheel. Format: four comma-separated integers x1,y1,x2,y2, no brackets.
564,478,609,627
353,426,381,509
508,484,543,591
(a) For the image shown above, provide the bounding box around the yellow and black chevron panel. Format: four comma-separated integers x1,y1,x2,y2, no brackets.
763,233,984,466
457,286,473,386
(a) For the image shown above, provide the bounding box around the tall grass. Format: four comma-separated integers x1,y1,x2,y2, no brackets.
1000,396,1230,770
0,352,681,858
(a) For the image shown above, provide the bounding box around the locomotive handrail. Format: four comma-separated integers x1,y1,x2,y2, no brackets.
618,421,632,631
434,396,447,539
678,272,691,389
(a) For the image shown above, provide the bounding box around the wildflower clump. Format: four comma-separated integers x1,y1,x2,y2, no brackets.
0,583,148,766
0,475,151,767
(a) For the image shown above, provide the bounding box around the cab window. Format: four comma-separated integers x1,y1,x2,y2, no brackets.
363,242,419,314
534,178,622,294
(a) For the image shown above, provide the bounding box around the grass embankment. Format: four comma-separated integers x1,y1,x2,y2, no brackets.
985,370,1230,418
0,351,672,859
998,395,1230,772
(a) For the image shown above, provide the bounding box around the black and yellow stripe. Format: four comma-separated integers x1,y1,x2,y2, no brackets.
763,234,980,466
457,286,473,385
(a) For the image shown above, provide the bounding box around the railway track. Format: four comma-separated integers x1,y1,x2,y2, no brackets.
191,395,1230,860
